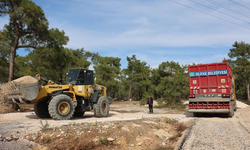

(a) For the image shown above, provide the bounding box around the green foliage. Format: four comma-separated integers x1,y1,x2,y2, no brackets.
2,0,49,46
42,136,52,144
224,41,250,100
151,61,189,104
123,55,151,100
1,0,49,80
16,47,93,83
39,120,50,131
98,137,109,146
93,54,121,98
139,94,148,105
0,31,10,82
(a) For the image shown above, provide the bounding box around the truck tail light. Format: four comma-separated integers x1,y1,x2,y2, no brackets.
222,93,230,98
189,94,196,98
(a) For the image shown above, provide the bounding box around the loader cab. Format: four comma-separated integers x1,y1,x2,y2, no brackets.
67,69,94,85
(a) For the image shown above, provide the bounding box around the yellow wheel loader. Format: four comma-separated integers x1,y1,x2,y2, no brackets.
1,69,111,120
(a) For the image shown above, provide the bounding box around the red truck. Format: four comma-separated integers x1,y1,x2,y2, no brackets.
188,62,236,117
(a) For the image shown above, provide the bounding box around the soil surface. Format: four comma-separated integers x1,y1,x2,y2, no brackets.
0,101,192,150
0,100,249,150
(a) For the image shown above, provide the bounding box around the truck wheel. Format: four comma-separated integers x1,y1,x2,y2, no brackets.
34,99,50,118
228,101,234,117
95,96,110,117
48,94,75,120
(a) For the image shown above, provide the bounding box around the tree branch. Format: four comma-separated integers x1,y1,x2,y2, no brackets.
17,45,36,49
20,31,35,34
0,11,10,14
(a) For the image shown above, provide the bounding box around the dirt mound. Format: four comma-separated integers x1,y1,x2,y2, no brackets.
26,118,189,150
13,76,38,84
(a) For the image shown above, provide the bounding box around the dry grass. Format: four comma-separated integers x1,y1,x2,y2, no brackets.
176,123,187,132
169,132,182,142
164,118,178,125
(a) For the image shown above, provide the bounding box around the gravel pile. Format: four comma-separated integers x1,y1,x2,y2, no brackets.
181,119,250,150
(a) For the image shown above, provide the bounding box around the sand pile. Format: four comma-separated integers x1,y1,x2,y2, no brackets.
13,76,38,84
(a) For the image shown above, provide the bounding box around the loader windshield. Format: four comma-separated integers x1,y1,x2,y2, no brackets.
67,69,80,84
67,69,94,85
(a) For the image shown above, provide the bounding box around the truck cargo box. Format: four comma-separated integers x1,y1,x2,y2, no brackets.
189,62,233,95
188,62,236,116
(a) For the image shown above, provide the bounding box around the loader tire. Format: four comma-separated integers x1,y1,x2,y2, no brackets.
95,96,109,117
34,99,50,118
48,94,75,120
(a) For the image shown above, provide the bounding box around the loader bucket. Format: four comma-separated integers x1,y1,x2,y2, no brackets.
19,82,40,100
2,76,40,103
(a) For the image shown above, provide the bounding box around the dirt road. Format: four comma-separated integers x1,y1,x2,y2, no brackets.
181,102,250,150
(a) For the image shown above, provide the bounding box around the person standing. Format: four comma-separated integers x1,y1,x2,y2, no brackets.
147,95,153,113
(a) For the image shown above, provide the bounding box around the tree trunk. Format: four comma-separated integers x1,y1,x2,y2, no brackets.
248,84,250,101
128,85,132,101
8,18,20,81
8,47,16,81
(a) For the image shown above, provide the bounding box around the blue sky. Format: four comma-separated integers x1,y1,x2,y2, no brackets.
0,0,250,69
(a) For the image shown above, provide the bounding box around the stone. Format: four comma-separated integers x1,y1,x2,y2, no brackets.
0,134,2,138
11,135,19,141
30,108,34,111
107,138,114,142
102,125,110,129
121,126,130,132
130,144,134,147
91,122,97,126
5,137,12,142
92,137,99,143
137,142,142,146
